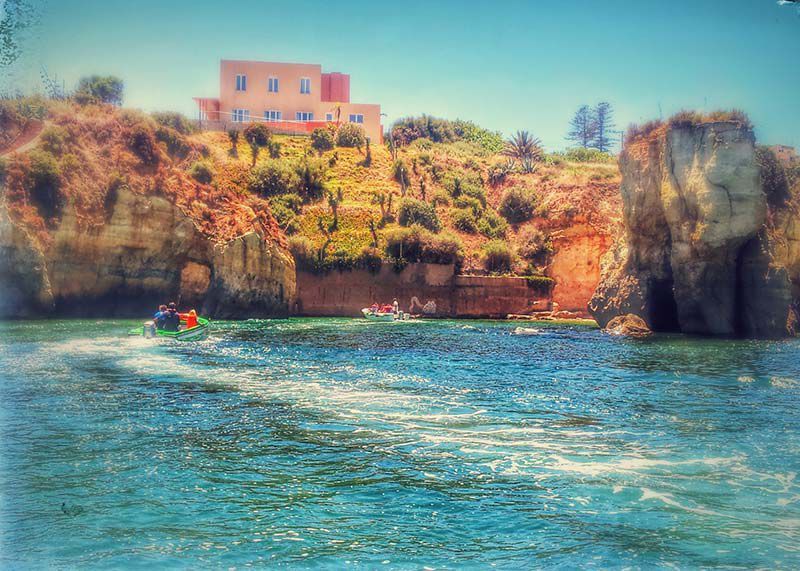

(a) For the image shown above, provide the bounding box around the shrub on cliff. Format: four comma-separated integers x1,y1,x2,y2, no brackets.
127,123,159,165
288,235,317,270
384,224,462,265
487,161,514,187
151,111,195,135
477,210,508,239
0,157,7,183
269,194,302,235
451,208,478,233
668,109,752,130
517,227,552,265
336,123,366,149
398,198,440,232
27,150,64,220
499,186,538,224
311,127,335,155
189,160,214,184
756,146,791,208
40,125,71,156
155,126,192,159
74,75,124,106
482,240,515,274
294,159,327,202
248,159,300,197
243,123,272,147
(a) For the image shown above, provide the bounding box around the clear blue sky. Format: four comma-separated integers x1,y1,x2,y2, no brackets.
7,0,800,150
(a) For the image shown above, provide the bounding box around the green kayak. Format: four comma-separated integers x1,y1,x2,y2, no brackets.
128,317,210,341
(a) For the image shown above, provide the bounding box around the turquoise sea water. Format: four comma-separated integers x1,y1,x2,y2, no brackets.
1,318,799,569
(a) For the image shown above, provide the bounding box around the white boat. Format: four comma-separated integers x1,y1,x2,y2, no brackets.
361,308,398,321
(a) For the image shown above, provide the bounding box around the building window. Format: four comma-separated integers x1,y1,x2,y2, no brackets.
264,110,282,122
232,109,250,123
349,114,364,124
300,77,311,94
268,77,279,93
235,74,247,92
325,113,334,122
295,111,313,121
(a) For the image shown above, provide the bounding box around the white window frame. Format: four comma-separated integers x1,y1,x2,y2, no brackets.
235,74,247,92
268,76,279,93
349,114,364,124
232,108,250,123
264,110,282,122
300,77,311,94
295,111,313,121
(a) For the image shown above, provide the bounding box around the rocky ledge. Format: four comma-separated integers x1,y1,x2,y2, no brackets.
589,119,798,338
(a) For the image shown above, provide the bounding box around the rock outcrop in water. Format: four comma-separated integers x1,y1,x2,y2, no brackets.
0,186,296,318
589,117,799,338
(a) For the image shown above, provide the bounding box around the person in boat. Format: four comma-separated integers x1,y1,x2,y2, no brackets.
392,298,399,315
369,303,380,315
153,304,168,329
179,309,198,329
161,302,181,332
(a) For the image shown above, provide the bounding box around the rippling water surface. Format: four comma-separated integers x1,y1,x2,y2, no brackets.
1,318,800,568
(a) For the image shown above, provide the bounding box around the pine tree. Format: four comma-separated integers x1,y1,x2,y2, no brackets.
566,105,597,148
592,102,616,153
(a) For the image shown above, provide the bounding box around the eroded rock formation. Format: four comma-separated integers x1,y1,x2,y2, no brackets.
590,120,798,337
0,187,296,318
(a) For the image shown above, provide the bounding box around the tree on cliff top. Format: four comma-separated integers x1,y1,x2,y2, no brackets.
566,105,598,149
74,76,124,106
592,102,616,153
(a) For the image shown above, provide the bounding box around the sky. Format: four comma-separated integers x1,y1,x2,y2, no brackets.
4,0,800,150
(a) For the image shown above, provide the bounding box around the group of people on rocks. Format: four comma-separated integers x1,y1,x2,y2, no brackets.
153,302,198,331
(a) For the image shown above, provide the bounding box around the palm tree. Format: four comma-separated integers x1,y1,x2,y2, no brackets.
502,131,543,173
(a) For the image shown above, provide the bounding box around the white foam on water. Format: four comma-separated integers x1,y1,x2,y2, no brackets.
512,327,543,336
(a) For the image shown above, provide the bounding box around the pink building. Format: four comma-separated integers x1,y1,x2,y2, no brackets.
194,60,382,142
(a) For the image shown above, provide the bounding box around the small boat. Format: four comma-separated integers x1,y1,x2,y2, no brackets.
128,316,210,341
361,308,397,321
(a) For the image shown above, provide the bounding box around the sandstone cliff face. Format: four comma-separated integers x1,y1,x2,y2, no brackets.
547,223,613,315
590,121,798,338
0,186,296,318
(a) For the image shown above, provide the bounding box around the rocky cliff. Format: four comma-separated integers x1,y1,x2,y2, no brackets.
0,186,295,318
590,117,799,337
0,102,295,318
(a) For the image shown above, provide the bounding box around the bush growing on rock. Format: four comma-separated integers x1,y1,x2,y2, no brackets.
151,111,195,135
40,126,70,156
311,127,335,155
384,224,462,265
288,235,318,270
477,210,508,239
397,198,440,232
189,160,214,184
248,159,300,197
27,150,64,219
431,190,451,207
482,240,515,274
336,123,366,149
127,123,159,165
294,159,327,202
243,123,272,147
517,227,552,265
755,146,791,208
269,194,303,234
155,126,192,159
451,208,478,233
499,186,538,223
